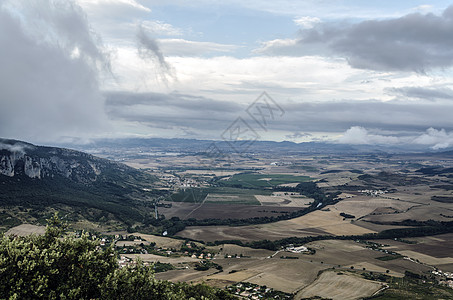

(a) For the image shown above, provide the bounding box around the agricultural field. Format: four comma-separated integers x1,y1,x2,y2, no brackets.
331,195,422,219
181,170,243,177
168,187,272,205
295,271,383,300
176,208,377,242
168,188,209,203
124,254,200,265
95,150,453,298
254,193,313,207
158,201,302,220
316,172,359,188
217,258,325,293
132,235,448,298
362,203,453,223
382,233,453,272
204,187,271,205
221,173,311,188
136,233,194,249
5,224,45,236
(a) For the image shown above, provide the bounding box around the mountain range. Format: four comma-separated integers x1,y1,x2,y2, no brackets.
0,138,158,229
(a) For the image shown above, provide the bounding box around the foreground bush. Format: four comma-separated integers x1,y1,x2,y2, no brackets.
0,215,234,299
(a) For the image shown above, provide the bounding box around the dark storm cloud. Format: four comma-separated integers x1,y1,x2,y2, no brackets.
280,100,453,132
105,91,243,130
137,25,174,81
261,5,453,72
105,91,453,136
0,0,108,143
106,91,241,112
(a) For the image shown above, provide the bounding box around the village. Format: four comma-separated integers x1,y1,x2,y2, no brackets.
227,282,293,299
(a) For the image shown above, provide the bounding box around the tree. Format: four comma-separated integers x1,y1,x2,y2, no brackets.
0,214,117,299
0,214,235,299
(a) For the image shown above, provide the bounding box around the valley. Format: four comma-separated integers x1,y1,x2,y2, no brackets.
2,138,453,299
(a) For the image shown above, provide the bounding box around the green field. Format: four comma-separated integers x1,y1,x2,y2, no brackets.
168,173,310,205
169,187,272,205
222,173,311,188
169,188,208,203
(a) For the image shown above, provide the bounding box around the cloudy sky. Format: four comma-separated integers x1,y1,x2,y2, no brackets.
2,0,453,149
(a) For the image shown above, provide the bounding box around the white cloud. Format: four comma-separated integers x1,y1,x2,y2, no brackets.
253,38,299,55
338,126,400,145
411,4,433,13
108,50,363,96
413,128,453,150
77,0,151,12
159,39,239,56
294,16,321,28
140,20,183,36
0,141,33,154
217,0,405,19
108,44,450,105
337,127,453,150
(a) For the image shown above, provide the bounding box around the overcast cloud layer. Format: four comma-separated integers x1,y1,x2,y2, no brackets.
2,0,453,150
0,0,108,143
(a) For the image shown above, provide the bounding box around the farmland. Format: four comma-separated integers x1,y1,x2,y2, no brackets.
119,233,450,298
294,271,383,300
5,224,45,236
7,144,453,299
133,149,453,298
158,201,302,220
221,173,311,188
176,208,377,242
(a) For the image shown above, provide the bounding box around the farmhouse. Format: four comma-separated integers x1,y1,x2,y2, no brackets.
286,245,308,253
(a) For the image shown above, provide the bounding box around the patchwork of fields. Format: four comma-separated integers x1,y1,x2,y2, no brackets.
7,149,453,299
146,153,453,298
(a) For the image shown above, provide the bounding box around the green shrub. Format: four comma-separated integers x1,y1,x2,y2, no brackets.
0,214,235,300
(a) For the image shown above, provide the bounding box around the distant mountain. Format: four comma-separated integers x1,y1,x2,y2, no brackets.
0,138,159,228
61,137,449,159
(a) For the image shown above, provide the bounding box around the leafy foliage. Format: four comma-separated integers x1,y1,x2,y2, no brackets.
363,271,453,299
0,214,235,300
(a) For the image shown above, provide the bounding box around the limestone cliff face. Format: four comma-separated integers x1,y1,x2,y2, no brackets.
0,139,159,225
0,153,17,177
0,139,130,183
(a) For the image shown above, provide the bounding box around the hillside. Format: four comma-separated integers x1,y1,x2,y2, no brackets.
0,139,159,229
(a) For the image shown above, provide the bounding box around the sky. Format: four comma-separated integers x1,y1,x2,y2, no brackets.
2,0,453,149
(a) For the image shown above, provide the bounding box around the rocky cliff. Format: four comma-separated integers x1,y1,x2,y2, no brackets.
0,139,133,183
0,138,159,227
